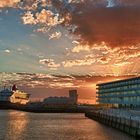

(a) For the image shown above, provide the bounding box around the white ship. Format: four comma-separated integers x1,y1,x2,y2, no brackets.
0,85,30,108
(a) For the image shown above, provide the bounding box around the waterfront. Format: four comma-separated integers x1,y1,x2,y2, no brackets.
0,110,134,140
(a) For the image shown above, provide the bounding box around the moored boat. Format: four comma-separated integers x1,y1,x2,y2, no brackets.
0,85,30,109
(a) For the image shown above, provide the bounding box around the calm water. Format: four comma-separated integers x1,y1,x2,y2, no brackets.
0,110,134,140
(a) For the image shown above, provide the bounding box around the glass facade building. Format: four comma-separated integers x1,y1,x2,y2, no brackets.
97,77,140,107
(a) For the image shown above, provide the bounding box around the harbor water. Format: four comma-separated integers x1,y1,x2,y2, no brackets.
0,110,134,140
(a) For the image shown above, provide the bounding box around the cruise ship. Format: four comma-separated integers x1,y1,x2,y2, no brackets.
0,85,30,109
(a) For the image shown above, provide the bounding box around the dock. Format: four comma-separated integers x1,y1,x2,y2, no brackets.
85,109,140,138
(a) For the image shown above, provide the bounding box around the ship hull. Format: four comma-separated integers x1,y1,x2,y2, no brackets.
0,101,12,109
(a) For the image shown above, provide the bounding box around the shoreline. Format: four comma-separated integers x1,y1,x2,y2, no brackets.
0,103,95,113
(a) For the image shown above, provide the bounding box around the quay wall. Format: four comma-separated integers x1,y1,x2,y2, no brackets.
85,111,140,138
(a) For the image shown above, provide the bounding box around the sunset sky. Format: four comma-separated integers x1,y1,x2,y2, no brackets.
0,0,140,104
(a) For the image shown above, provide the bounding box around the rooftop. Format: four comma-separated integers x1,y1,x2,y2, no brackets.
97,76,140,86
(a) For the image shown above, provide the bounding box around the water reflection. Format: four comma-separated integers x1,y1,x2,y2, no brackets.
5,110,29,140
0,111,135,140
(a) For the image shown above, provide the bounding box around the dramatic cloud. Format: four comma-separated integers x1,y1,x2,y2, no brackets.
66,43,140,76
2,0,140,47
66,1,140,47
0,0,140,76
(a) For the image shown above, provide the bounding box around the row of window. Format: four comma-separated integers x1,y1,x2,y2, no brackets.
98,90,140,98
98,84,140,94
99,78,140,89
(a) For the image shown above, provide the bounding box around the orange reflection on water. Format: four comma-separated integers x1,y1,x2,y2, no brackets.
6,110,29,139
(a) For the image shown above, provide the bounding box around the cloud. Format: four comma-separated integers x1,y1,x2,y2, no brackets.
39,59,60,70
22,8,64,26
49,31,62,40
22,11,36,25
17,0,52,11
97,57,111,64
71,42,108,53
114,61,133,66
35,9,61,26
22,8,64,33
68,43,140,71
4,49,11,53
49,82,77,88
72,44,91,53
62,58,96,67
3,0,140,48
1,0,140,46
107,0,116,7
0,0,20,8
61,0,140,47
0,72,136,89
0,0,140,76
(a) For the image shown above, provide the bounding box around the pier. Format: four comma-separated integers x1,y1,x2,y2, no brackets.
85,109,140,138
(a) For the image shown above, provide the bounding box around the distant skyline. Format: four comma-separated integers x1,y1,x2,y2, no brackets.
0,0,140,103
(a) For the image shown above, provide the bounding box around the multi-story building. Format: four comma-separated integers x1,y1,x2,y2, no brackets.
97,77,140,108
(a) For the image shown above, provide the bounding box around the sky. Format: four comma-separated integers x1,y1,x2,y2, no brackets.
0,0,140,103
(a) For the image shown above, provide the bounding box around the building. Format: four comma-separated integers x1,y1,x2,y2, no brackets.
69,90,78,105
97,77,140,108
43,90,78,105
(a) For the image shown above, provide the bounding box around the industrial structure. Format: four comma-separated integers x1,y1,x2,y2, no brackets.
97,77,140,108
43,90,78,105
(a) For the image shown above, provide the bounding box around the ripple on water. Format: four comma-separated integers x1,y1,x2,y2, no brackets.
0,110,135,140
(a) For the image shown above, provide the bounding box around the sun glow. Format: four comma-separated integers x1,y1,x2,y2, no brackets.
110,65,127,76
88,84,96,89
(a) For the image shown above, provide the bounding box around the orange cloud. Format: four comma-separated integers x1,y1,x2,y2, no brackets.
62,1,140,47
66,42,140,75
22,8,64,33
22,11,36,25
0,0,20,8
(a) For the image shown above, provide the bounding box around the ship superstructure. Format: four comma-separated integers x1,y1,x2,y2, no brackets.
0,85,30,106
10,89,30,104
0,88,13,103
